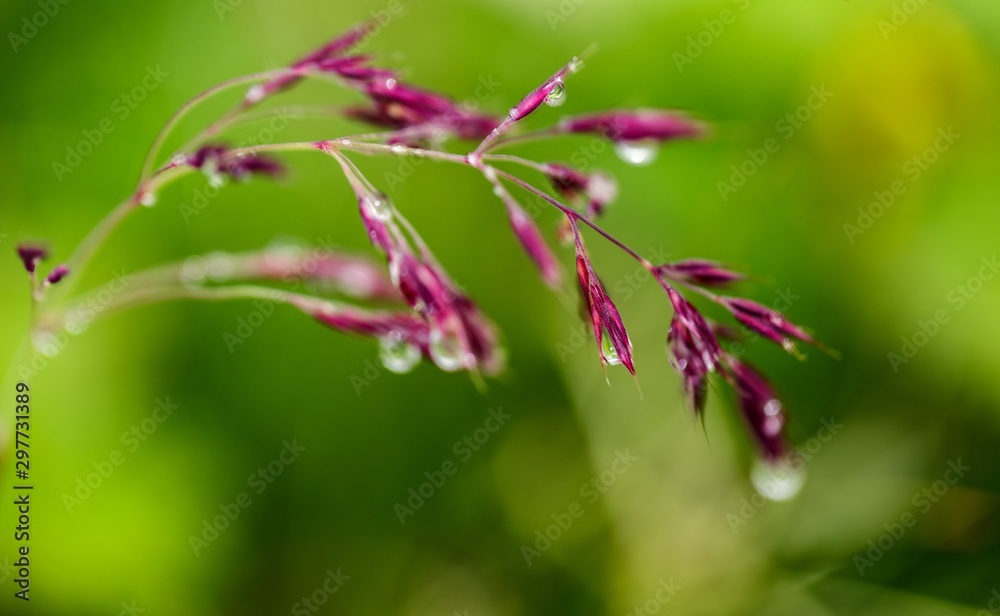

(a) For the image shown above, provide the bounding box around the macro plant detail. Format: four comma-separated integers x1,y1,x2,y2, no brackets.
16,22,820,476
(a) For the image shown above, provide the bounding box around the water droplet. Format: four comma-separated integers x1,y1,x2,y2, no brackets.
138,192,157,207
781,338,796,353
362,193,393,222
429,328,466,372
379,331,421,374
389,144,407,155
182,256,210,283
245,84,265,103
384,78,398,90
545,80,567,107
751,459,806,502
339,139,351,147
601,333,622,366
763,399,782,417
614,141,659,166
171,153,188,166
567,56,584,74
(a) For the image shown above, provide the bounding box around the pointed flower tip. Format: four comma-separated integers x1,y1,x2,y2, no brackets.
720,297,816,352
17,244,48,274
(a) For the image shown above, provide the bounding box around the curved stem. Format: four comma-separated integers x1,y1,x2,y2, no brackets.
492,168,651,268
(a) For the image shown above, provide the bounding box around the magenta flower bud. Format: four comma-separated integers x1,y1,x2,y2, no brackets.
44,264,70,285
656,259,744,287
719,297,815,353
17,244,48,274
560,110,707,143
575,244,635,374
727,359,787,461
504,200,562,289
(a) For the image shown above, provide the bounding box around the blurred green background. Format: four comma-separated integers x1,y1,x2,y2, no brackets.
2,0,1000,614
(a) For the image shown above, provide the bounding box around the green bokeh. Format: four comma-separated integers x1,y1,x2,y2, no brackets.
2,1,999,614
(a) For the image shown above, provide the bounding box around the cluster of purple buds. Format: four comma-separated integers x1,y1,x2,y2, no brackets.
16,24,822,468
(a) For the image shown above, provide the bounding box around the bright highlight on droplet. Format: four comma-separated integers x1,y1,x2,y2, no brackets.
614,141,659,166
751,459,806,502
544,80,567,107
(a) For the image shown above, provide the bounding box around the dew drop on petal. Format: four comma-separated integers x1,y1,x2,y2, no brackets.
763,399,782,417
614,141,659,166
601,333,622,367
384,78,398,91
245,84,265,104
390,144,407,155
567,56,585,74
544,80,567,107
429,328,465,372
751,459,806,502
362,193,394,222
379,331,421,374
